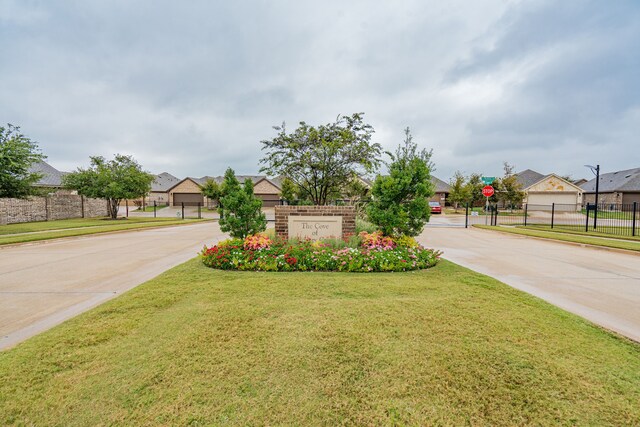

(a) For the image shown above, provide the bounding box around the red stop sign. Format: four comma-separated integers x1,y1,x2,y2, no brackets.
482,185,494,197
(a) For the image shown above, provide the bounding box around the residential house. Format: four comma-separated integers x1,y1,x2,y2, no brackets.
27,160,72,194
163,175,282,207
148,172,181,205
431,176,451,205
580,167,640,206
515,169,583,210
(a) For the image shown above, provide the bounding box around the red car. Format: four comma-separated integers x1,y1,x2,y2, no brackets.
429,201,442,214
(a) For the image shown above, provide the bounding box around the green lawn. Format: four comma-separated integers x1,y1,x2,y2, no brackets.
1,260,638,425
0,217,210,245
136,204,169,212
524,224,640,242
475,225,640,252
581,208,635,219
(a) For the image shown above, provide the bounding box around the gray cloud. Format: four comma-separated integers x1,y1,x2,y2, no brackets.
1,0,639,181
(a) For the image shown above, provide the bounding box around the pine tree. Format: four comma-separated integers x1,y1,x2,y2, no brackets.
218,168,267,238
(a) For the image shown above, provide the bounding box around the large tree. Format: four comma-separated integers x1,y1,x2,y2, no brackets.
63,154,154,219
0,124,46,198
218,168,267,238
367,128,435,237
259,113,381,205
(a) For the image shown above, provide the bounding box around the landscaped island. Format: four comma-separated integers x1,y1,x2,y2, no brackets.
201,231,441,272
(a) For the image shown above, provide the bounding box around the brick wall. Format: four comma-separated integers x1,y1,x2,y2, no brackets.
0,195,108,225
274,205,356,240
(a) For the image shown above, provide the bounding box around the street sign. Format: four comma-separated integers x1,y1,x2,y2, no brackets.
481,176,495,185
482,185,494,198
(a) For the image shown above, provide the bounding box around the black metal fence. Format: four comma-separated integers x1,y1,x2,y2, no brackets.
466,202,639,238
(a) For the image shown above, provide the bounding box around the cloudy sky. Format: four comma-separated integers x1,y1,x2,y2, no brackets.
1,0,639,181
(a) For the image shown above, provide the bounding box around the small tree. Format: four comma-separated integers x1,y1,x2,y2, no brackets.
0,124,46,198
448,171,469,211
260,113,382,205
462,173,484,207
279,177,297,204
201,178,221,209
218,168,267,238
367,128,435,237
63,154,154,219
496,162,525,210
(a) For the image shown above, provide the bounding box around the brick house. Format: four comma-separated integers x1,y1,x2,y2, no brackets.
580,167,640,206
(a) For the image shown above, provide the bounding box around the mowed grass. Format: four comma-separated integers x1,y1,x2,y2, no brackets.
524,224,640,242
475,225,640,252
0,217,210,245
1,260,639,425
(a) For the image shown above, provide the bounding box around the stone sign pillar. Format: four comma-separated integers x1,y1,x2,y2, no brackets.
275,206,356,240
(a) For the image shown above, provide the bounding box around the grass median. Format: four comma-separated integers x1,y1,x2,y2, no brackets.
474,225,640,252
1,259,638,425
0,217,211,245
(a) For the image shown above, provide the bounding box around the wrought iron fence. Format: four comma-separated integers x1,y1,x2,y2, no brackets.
466,202,639,238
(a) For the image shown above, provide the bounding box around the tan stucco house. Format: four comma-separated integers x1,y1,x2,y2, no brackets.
516,169,583,210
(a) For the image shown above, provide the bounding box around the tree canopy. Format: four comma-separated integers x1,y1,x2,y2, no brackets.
367,128,435,237
0,124,45,198
200,178,221,208
62,154,154,219
259,113,381,205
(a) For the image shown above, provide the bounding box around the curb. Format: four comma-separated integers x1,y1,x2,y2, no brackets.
0,220,216,249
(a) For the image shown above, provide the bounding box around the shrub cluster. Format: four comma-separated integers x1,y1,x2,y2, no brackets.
201,232,441,273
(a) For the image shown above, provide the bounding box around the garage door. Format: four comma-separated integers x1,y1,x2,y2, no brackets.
173,193,204,206
527,192,578,210
257,194,281,207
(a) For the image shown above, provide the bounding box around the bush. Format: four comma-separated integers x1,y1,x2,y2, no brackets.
201,233,441,273
218,168,267,239
355,218,377,234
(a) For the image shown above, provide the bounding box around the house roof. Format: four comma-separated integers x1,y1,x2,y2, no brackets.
525,173,583,192
515,169,545,189
151,172,181,192
193,175,276,187
431,176,452,193
28,160,66,187
580,167,640,193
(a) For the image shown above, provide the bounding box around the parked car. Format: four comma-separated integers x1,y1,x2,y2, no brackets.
429,201,442,214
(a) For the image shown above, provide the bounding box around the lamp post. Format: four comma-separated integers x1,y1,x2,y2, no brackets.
585,164,600,230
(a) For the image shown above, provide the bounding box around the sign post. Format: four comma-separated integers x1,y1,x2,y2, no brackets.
482,185,495,225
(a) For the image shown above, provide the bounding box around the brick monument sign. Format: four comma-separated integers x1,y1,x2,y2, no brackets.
274,205,356,240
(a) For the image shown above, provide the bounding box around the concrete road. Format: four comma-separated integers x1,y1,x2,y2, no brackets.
419,216,640,341
0,222,226,350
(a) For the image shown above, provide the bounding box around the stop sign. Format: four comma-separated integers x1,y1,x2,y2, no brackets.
482,185,494,197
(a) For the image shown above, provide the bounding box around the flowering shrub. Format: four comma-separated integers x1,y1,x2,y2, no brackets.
201,233,441,273
243,233,272,250
359,231,396,250
392,234,419,248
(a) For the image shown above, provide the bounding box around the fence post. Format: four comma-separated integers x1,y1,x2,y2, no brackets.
198,202,201,219
465,203,469,229
524,203,528,227
493,206,498,226
126,200,129,218
633,202,637,237
181,202,185,220
551,203,555,229
585,203,590,232
153,201,157,218
81,195,85,218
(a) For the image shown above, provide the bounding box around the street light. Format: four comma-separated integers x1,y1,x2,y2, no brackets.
585,164,600,230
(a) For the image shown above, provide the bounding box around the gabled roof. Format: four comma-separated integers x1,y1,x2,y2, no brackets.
28,160,67,187
515,169,545,189
580,167,640,193
431,176,452,193
151,172,181,192
192,175,275,187
524,173,583,192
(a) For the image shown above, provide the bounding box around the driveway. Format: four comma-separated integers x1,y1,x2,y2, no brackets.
419,217,640,341
0,222,226,350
